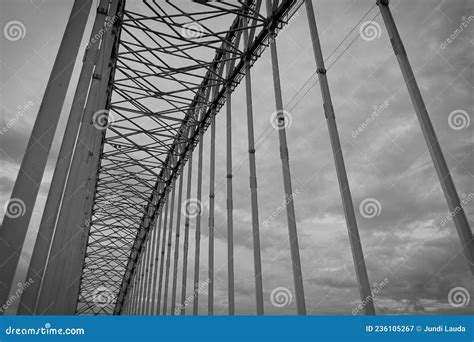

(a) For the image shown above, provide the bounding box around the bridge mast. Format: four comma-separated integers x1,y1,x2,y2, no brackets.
0,0,93,313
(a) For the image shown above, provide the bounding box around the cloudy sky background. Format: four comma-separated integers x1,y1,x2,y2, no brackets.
0,0,473,315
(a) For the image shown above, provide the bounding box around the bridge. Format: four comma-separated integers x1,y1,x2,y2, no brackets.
0,0,472,316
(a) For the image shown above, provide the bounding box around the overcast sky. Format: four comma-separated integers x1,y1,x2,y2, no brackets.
1,0,473,315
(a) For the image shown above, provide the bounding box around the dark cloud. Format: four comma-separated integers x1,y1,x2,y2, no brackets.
0,122,30,163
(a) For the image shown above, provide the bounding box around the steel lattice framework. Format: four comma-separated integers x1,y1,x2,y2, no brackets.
76,0,302,315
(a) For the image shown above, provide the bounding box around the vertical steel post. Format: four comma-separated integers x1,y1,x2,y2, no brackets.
243,24,264,316
208,115,216,315
139,239,150,315
122,287,129,315
144,226,157,315
180,155,194,315
266,0,306,315
123,268,135,315
132,269,139,315
133,271,139,314
171,170,185,315
128,283,134,315
131,274,137,315
377,0,474,273
121,289,128,315
225,58,235,317
157,195,170,314
207,63,225,316
125,279,131,314
125,276,134,314
133,272,139,314
0,0,92,309
144,223,155,315
143,236,153,315
150,210,164,314
133,270,140,315
135,253,144,315
138,236,150,315
193,131,205,315
128,274,135,314
163,183,176,315
140,246,149,315
139,234,148,315
305,0,375,314
138,236,148,315
18,0,109,314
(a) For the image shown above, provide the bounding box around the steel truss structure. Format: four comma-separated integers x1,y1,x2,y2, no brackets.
79,0,302,315
1,0,472,317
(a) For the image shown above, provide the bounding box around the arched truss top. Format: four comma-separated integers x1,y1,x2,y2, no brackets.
76,0,303,315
